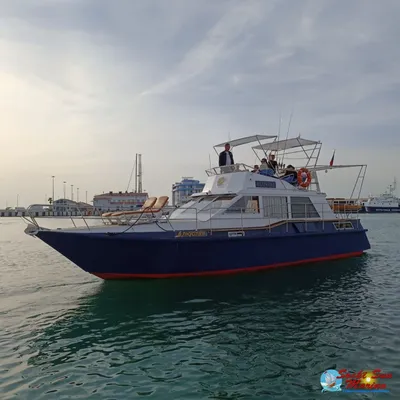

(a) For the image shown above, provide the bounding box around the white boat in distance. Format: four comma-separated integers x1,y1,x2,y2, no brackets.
363,178,400,213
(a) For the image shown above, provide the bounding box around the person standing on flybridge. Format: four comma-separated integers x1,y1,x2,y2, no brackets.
218,143,234,173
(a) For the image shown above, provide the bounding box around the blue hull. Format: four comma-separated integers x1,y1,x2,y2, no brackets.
365,206,400,213
35,220,370,279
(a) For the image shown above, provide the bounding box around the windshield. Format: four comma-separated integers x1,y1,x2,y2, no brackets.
170,195,236,218
197,195,236,216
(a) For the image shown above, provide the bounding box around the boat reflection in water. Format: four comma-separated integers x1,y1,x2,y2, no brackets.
25,254,371,368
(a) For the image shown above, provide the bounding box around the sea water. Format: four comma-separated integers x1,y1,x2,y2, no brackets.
0,216,399,399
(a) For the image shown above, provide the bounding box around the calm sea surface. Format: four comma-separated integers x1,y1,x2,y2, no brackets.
0,216,399,399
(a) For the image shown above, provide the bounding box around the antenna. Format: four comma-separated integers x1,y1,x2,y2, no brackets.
280,106,294,166
277,110,282,142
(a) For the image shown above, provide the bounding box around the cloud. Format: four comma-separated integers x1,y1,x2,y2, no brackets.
140,0,273,96
0,0,400,207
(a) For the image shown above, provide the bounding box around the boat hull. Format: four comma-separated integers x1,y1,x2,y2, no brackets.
34,220,370,279
364,206,400,213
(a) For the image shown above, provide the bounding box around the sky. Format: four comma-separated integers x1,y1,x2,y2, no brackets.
1,0,400,207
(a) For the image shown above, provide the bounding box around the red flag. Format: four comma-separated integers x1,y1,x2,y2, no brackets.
329,150,335,167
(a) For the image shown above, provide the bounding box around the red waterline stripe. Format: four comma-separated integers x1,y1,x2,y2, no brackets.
92,251,364,280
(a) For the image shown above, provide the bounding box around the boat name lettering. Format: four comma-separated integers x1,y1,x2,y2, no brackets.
228,231,245,237
255,181,276,188
176,231,208,238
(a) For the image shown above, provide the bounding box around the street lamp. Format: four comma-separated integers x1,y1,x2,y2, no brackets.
77,187,79,202
63,181,66,199
51,176,55,203
71,184,74,201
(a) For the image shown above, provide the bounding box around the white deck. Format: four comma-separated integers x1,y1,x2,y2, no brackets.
24,168,340,234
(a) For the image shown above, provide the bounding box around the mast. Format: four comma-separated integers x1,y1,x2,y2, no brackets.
137,154,143,193
134,154,138,193
127,155,136,192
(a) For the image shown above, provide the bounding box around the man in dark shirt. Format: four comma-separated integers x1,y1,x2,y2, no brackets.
267,153,278,173
219,143,234,168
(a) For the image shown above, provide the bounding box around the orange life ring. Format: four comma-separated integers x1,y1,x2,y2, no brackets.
297,168,312,188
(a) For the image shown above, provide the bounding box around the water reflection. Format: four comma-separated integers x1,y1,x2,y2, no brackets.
28,256,371,366
7,255,388,399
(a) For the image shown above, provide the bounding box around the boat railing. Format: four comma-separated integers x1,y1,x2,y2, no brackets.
159,201,361,233
21,203,107,230
205,163,254,176
22,201,363,233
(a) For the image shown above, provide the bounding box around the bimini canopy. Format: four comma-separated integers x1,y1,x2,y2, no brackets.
306,164,367,172
213,134,276,149
252,137,319,151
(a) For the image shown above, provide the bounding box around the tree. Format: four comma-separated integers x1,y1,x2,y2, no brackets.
48,197,53,205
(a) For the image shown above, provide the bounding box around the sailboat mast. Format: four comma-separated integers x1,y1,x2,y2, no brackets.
138,154,143,193
134,154,138,193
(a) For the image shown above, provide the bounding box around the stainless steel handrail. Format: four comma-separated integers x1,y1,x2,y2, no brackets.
22,201,362,233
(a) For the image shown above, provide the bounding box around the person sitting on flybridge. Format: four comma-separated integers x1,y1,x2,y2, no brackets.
218,143,235,172
281,165,298,185
251,165,260,173
258,158,275,176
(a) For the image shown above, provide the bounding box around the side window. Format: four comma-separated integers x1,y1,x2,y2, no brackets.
263,196,288,218
225,196,259,213
291,197,319,218
225,196,247,213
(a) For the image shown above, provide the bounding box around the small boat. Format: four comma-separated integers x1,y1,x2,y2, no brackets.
327,198,365,213
363,178,400,213
23,135,371,280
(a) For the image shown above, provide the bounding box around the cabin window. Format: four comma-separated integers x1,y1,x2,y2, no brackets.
291,197,319,218
225,196,260,213
333,221,354,230
262,196,288,218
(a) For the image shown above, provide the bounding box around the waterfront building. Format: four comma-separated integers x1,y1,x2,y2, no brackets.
93,191,148,213
171,177,205,207
53,199,93,213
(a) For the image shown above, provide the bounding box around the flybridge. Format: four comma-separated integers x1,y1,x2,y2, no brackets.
201,169,293,196
208,133,368,203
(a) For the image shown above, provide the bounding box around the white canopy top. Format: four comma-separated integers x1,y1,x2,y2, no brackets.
306,164,366,172
253,137,319,151
214,134,276,148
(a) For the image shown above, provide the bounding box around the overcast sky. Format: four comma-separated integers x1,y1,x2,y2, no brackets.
1,0,399,207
